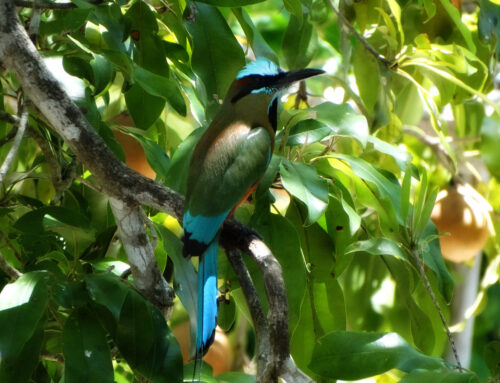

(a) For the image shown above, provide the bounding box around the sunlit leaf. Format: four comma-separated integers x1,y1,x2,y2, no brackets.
280,160,328,224
309,331,443,380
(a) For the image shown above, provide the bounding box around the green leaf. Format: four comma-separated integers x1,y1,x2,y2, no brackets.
164,127,205,194
126,2,170,78
312,103,369,148
217,295,236,332
286,199,335,281
309,331,443,380
90,55,113,94
478,0,500,60
0,272,50,383
484,341,500,375
232,8,278,63
54,280,89,309
386,0,404,45
132,133,170,180
0,271,50,309
345,238,408,263
279,119,331,146
116,292,183,383
481,117,500,180
216,372,255,383
291,279,346,376
353,43,380,116
85,273,130,320
367,135,412,170
91,3,127,52
283,13,317,69
63,308,114,383
401,166,413,225
399,368,478,383
0,309,44,383
125,84,166,130
132,65,186,116
284,0,303,23
14,206,90,234
437,0,475,53
420,222,454,303
324,194,357,276
184,2,245,119
333,153,402,221
280,160,329,224
63,54,94,85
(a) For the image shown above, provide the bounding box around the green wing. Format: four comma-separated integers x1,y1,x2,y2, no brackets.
186,126,272,217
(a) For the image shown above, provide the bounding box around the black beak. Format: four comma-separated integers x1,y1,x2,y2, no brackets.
277,68,325,88
231,67,325,103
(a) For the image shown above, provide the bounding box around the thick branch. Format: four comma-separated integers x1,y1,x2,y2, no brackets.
222,222,289,382
225,248,270,377
109,198,175,312
247,239,289,382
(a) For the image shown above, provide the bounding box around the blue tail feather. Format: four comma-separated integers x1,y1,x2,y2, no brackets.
197,238,219,354
183,210,229,258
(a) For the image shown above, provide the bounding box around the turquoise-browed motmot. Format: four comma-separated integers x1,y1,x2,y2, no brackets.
182,58,324,357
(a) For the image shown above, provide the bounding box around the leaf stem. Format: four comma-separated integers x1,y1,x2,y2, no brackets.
410,247,463,371
327,0,393,68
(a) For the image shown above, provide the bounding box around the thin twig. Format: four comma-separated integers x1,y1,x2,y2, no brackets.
410,247,462,370
0,250,22,280
403,126,455,174
0,107,29,187
327,0,392,68
76,176,103,193
27,126,62,184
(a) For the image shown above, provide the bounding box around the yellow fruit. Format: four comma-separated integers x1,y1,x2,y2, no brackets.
172,321,233,376
431,184,491,263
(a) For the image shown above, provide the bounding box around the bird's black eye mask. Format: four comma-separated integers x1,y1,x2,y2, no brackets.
231,72,287,104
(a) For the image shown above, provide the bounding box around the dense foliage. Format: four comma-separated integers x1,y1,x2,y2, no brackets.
1,0,500,382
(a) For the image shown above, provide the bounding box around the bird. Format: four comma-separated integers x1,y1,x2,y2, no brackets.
182,57,324,361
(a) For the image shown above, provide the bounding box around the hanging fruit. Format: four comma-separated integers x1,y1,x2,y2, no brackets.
431,184,491,263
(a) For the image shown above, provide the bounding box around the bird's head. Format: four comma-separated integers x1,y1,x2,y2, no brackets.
224,58,324,130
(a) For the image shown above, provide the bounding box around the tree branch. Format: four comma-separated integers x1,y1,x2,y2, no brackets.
225,248,270,377
221,223,290,382
109,198,175,313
